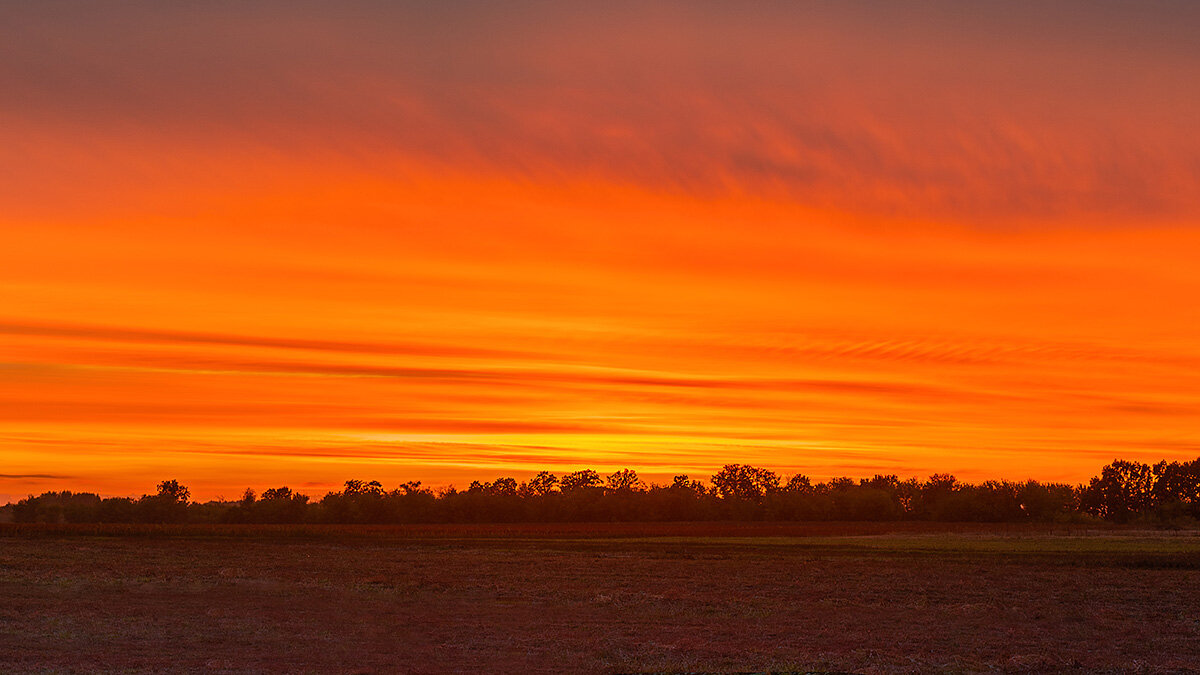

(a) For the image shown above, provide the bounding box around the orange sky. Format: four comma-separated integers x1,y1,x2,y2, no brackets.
3,2,1200,501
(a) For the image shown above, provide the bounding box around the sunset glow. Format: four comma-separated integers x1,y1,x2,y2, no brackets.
4,2,1200,500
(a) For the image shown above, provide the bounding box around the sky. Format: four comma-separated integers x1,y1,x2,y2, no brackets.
3,1,1200,501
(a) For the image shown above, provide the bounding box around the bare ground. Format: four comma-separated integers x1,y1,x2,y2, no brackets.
2,527,1199,674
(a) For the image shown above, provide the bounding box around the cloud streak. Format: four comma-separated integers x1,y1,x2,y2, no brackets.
0,320,535,360
4,3,1200,225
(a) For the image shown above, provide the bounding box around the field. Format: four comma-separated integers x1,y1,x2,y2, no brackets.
3,523,1199,674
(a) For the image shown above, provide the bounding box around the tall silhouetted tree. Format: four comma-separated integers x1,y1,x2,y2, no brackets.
1152,460,1200,518
521,471,558,497
1081,460,1156,521
606,469,645,493
914,473,959,520
711,464,779,501
784,474,814,494
671,475,706,494
157,480,190,502
137,479,191,523
560,469,603,493
1016,480,1076,521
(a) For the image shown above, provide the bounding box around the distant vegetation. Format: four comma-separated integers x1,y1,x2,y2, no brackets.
7,459,1200,525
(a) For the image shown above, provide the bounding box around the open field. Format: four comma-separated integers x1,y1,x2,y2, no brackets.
0,521,1113,540
3,524,1199,674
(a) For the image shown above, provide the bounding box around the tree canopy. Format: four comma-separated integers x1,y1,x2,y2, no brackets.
9,459,1200,526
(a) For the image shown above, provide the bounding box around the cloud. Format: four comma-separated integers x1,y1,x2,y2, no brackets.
3,348,1010,405
3,2,1199,224
0,319,530,360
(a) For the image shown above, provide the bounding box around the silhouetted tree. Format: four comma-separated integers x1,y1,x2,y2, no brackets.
1016,480,1077,521
12,491,102,523
157,480,190,502
560,470,603,494
1081,460,1156,522
1152,460,1200,519
137,479,191,523
606,469,645,493
245,486,310,523
9,457,1199,524
98,497,137,523
711,464,779,502
520,472,558,498
671,474,706,494
319,479,391,523
783,474,814,494
913,473,959,520
342,479,384,496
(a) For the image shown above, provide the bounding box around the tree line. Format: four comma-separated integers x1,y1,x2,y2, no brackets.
8,458,1200,525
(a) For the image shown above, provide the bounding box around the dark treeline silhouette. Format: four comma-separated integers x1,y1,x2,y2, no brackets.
9,459,1200,525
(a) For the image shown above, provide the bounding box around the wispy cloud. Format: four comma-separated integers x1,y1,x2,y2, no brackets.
3,3,1199,224
0,320,532,360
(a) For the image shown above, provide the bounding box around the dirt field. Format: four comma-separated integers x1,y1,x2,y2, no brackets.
2,524,1199,673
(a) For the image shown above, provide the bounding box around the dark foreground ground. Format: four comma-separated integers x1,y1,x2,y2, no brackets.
2,523,1199,674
